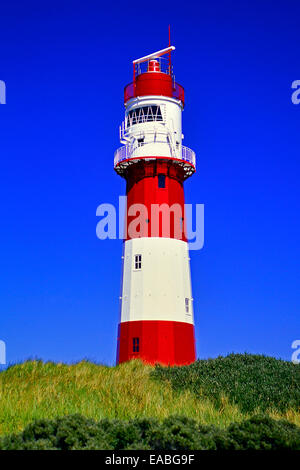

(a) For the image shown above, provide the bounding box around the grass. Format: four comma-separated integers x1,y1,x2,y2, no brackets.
0,359,243,435
152,353,300,414
0,354,299,436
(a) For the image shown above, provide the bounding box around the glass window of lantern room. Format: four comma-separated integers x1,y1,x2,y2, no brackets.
139,107,145,123
147,106,154,122
130,109,137,125
134,254,142,270
127,106,163,128
126,112,132,128
156,106,163,121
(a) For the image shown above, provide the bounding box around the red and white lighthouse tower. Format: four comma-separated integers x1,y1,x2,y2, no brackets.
115,44,196,366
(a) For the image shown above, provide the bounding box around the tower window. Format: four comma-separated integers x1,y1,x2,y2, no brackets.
185,298,189,313
158,174,166,188
134,254,142,270
133,337,139,352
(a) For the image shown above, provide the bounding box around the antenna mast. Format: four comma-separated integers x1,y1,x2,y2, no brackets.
168,25,172,75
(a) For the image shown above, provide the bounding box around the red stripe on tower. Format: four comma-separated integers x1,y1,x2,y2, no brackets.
114,44,196,366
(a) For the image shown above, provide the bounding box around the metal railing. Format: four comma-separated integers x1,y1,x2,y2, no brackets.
181,145,196,167
124,81,185,106
114,145,131,166
114,144,196,169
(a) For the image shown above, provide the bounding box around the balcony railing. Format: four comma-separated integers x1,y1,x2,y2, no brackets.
124,81,185,106
114,144,196,170
181,146,196,167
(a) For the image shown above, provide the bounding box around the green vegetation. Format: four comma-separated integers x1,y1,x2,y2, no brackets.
0,359,245,435
0,353,299,445
153,353,300,413
1,414,299,450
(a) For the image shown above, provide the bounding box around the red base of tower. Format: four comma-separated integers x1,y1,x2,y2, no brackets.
117,320,196,366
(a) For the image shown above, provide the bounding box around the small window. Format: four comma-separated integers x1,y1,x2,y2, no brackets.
185,298,189,313
133,337,139,352
158,174,166,188
134,254,142,270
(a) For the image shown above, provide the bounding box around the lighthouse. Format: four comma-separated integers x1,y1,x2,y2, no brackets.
114,45,196,366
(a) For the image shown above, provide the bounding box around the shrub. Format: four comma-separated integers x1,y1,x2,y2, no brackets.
217,415,300,450
0,414,299,450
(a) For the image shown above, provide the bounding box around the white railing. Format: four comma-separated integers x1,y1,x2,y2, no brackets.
114,144,196,169
181,145,196,167
114,145,130,165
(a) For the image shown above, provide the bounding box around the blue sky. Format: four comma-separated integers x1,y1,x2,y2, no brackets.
0,0,299,366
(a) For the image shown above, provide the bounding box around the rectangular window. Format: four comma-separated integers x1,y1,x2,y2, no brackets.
185,298,189,313
134,254,142,270
127,105,163,127
158,174,166,188
133,337,139,353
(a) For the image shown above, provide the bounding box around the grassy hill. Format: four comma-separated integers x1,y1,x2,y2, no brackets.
0,353,299,447
153,353,300,414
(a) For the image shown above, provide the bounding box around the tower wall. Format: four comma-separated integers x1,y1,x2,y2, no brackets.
125,160,187,241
